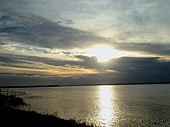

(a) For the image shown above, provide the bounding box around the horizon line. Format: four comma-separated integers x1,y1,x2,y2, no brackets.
0,81,170,88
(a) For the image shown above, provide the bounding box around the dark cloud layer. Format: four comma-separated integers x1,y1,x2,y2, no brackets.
0,53,100,70
0,12,106,49
114,43,170,56
0,53,170,86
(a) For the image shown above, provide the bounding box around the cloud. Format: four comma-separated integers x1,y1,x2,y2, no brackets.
114,43,170,56
1,0,170,53
0,53,102,72
56,19,74,25
0,52,170,86
0,0,170,86
75,56,170,83
109,57,170,83
0,53,101,78
0,12,107,49
1,0,170,44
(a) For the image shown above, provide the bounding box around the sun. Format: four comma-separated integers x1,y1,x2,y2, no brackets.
85,45,127,62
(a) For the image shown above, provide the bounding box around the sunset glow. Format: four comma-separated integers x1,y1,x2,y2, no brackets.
85,45,127,62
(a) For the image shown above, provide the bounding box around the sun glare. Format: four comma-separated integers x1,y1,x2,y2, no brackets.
98,86,115,127
85,45,127,62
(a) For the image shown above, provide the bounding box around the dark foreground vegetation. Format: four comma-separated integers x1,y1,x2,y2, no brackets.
0,94,95,127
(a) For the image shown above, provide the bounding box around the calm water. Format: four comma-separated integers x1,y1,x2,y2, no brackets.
18,84,170,127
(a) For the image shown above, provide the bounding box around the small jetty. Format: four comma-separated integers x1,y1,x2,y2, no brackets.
0,89,26,107
0,89,25,96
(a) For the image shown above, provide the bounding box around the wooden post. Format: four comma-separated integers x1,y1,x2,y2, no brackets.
7,89,8,96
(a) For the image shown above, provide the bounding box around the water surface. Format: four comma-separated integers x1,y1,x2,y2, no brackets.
19,84,170,127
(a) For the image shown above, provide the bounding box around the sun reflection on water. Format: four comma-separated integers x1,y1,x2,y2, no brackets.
98,86,115,127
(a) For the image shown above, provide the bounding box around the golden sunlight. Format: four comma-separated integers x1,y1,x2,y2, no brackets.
98,86,115,127
85,45,127,62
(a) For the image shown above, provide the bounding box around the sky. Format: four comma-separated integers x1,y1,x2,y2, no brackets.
0,0,170,86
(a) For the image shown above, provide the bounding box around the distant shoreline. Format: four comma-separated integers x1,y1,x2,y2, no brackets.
0,81,170,88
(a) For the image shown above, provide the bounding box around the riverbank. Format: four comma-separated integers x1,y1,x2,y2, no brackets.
0,94,94,127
